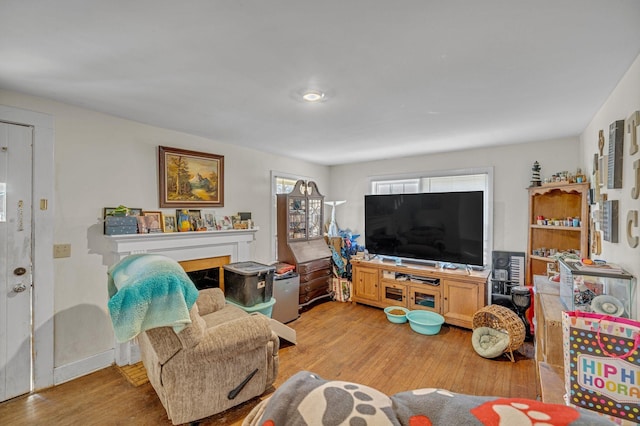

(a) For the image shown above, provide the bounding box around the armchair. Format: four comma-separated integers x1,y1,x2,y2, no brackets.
137,287,280,425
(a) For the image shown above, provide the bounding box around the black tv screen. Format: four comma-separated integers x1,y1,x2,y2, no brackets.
364,191,484,266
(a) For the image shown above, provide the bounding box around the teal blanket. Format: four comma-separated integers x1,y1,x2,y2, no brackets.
107,254,199,343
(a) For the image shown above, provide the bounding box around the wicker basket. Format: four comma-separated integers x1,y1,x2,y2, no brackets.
472,304,525,362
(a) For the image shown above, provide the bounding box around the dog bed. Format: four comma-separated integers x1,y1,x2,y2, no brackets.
471,326,510,359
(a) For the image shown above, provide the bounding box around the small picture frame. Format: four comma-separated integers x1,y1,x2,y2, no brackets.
204,213,216,230
142,211,163,233
221,216,232,230
164,215,176,233
103,206,143,218
137,216,149,234
188,210,203,231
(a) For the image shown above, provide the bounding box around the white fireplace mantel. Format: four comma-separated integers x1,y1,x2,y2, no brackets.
103,228,258,365
103,228,257,266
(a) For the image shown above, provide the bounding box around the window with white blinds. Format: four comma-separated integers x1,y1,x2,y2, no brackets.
371,173,487,194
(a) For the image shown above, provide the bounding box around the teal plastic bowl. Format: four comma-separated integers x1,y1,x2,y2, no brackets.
406,310,445,335
384,306,409,323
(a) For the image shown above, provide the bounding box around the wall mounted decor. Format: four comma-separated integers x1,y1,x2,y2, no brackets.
590,218,602,255
627,210,639,248
158,146,224,208
607,120,624,189
598,130,605,156
633,159,640,200
603,199,619,243
628,111,639,155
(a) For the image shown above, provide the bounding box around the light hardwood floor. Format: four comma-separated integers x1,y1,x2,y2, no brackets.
0,301,538,425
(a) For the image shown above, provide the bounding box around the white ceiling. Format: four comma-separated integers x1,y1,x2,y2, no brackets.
1,1,640,166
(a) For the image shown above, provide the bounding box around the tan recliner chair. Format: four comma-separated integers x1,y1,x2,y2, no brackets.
137,287,279,425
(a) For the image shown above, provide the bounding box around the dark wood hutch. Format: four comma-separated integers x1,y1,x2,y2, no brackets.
276,180,332,306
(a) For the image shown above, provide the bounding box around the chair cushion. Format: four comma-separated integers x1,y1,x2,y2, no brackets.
471,327,510,358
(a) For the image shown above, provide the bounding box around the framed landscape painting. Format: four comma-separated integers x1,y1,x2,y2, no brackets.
158,146,224,208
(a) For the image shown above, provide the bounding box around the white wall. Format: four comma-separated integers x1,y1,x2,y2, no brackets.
580,53,640,300
0,90,329,372
329,137,581,257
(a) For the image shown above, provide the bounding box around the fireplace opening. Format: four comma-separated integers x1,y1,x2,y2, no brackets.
186,268,220,290
179,256,230,291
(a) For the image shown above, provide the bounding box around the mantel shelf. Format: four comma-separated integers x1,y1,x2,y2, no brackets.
104,228,257,243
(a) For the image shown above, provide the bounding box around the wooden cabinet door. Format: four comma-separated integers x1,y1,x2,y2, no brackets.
380,281,407,307
408,285,441,313
443,279,480,328
352,265,379,303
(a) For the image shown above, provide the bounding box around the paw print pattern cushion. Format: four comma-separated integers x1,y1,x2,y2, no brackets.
246,371,614,426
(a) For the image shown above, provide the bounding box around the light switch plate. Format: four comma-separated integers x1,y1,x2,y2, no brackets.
53,244,71,258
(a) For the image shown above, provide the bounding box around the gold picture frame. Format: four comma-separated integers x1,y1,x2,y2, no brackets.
142,211,163,233
159,146,224,208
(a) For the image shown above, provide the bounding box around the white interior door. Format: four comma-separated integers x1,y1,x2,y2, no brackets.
0,122,33,401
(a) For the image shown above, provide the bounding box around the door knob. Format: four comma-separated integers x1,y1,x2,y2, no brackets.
14,267,27,276
13,283,27,293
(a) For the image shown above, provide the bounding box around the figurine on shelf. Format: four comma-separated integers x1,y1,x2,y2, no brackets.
530,161,542,187
178,209,191,232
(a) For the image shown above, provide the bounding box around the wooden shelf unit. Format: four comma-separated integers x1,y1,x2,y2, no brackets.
526,182,589,285
351,259,489,329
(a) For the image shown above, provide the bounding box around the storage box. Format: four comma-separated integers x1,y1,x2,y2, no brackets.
226,297,276,318
223,261,275,307
104,216,138,235
558,258,636,318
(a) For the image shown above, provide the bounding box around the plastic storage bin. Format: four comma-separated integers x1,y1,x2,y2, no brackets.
226,297,276,318
223,261,275,306
558,258,636,319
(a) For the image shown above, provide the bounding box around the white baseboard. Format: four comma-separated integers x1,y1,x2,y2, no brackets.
53,349,114,385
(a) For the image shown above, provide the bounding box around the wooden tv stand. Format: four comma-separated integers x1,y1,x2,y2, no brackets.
351,259,489,329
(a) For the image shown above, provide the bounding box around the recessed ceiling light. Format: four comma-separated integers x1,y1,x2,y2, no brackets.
302,90,325,103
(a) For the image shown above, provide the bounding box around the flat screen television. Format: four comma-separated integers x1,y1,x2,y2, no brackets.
364,191,484,267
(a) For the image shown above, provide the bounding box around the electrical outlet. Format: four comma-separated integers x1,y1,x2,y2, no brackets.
53,244,71,258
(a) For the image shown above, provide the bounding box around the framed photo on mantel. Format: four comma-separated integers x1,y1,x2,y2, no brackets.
158,146,224,208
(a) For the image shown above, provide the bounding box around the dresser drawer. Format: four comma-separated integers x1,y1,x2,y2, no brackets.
299,268,331,283
297,258,331,274
300,275,331,294
300,281,331,304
